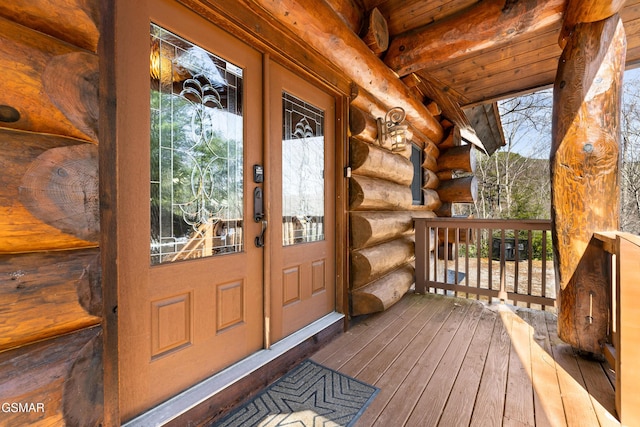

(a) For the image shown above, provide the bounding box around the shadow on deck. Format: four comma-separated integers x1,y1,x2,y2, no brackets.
311,292,618,427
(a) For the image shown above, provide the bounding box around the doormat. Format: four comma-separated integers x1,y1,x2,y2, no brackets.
212,359,379,427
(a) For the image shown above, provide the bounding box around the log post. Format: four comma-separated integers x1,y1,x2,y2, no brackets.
551,14,626,354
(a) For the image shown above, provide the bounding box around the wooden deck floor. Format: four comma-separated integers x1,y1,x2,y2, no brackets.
311,293,619,427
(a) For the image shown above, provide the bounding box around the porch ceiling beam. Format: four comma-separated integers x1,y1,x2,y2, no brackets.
559,0,627,48
384,0,565,77
246,0,444,143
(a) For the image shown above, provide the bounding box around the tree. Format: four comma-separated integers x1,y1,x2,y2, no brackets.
469,90,553,219
621,71,640,234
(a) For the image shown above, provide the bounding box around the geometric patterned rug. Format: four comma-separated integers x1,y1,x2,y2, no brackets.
211,359,379,427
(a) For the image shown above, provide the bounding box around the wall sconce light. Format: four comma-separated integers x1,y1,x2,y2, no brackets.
377,107,408,152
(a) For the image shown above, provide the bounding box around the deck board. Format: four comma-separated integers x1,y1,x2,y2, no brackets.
309,292,619,427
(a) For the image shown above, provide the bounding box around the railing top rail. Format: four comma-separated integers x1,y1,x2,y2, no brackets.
414,217,552,231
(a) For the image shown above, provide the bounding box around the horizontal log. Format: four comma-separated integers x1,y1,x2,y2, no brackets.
0,129,99,252
0,248,101,351
350,211,414,249
361,7,389,56
422,168,440,190
350,137,414,185
435,202,453,217
422,153,438,172
351,236,415,289
437,170,454,181
0,1,100,52
323,0,363,34
349,175,413,211
250,0,443,142
0,18,98,141
385,0,564,76
19,143,99,242
437,176,478,203
422,188,443,211
423,139,440,159
349,106,377,143
438,144,477,173
427,101,442,118
350,85,441,148
0,326,102,426
439,126,461,149
351,264,414,316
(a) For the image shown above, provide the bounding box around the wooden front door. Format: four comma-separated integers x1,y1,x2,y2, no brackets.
118,2,264,420
268,61,336,343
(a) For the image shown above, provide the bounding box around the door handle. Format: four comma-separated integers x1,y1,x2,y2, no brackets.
254,187,264,222
255,220,267,248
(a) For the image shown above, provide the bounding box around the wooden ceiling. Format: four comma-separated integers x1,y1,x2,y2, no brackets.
361,0,640,108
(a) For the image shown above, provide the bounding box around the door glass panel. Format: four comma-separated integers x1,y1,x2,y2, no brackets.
150,23,244,265
281,92,325,246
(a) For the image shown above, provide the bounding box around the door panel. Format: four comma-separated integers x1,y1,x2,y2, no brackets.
118,1,263,420
269,61,336,342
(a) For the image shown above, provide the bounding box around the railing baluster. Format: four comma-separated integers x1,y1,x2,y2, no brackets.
527,230,533,308
514,230,520,300
477,225,481,300
499,228,507,302
464,227,470,298
542,229,548,310
488,228,493,293
412,218,555,310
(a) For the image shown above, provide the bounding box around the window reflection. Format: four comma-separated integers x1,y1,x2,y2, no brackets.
282,92,325,246
150,24,244,265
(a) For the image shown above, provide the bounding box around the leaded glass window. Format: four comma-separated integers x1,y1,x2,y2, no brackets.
150,23,244,265
281,92,325,246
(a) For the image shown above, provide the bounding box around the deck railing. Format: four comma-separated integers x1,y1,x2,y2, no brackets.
414,217,556,311
593,231,640,425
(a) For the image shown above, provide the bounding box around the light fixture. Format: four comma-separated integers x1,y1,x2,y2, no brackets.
377,107,408,152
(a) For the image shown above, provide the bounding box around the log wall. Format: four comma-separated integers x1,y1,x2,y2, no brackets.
0,1,103,425
349,98,443,316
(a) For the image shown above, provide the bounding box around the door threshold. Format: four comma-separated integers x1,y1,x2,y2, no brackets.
123,311,344,427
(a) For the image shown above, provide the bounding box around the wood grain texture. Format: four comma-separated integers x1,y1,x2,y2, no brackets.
0,17,98,141
384,0,564,76
348,106,377,143
0,326,102,426
360,7,389,56
349,174,413,210
19,143,99,243
0,248,101,351
350,264,415,316
551,14,625,299
0,129,98,252
246,0,443,143
350,137,414,185
351,236,415,289
437,143,477,173
0,0,99,52
560,0,626,48
436,175,478,203
350,210,433,249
